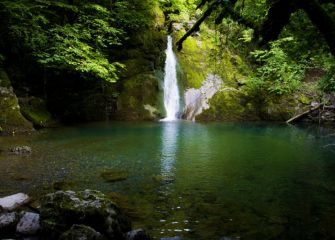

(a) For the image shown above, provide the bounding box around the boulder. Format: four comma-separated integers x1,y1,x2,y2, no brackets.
59,224,105,240
0,212,19,237
40,190,131,239
0,68,33,133
0,193,30,211
19,96,53,129
16,212,41,235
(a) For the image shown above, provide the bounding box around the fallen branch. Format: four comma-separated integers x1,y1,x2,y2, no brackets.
286,104,323,124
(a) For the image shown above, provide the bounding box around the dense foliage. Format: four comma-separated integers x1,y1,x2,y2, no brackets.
177,0,335,95
1,0,126,83
0,0,164,122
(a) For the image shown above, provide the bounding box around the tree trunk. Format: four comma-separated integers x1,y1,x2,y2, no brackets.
259,0,297,46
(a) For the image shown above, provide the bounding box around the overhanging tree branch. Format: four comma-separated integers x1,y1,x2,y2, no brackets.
196,0,210,9
259,0,297,46
176,0,220,50
177,0,335,55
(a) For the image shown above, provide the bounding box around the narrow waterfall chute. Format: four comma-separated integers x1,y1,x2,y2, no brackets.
161,35,180,121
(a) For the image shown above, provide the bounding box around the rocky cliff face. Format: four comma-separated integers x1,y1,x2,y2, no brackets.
114,6,167,121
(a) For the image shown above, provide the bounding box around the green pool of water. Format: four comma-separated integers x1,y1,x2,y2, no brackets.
1,122,335,239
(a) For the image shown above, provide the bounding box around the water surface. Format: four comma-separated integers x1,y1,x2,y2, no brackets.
1,122,335,239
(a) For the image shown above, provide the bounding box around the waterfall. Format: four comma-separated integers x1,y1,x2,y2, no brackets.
161,35,180,121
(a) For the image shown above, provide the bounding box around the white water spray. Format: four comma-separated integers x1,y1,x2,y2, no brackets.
161,35,180,121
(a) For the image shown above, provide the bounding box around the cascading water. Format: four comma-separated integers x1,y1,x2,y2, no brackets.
161,35,180,121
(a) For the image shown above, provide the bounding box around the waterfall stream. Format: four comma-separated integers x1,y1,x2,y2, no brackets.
161,35,180,121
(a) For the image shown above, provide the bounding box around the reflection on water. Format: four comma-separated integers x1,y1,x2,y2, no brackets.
160,122,179,176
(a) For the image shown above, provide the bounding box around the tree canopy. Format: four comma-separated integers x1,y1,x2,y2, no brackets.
177,0,335,56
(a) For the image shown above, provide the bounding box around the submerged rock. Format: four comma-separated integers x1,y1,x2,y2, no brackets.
16,212,41,235
0,212,19,237
126,229,151,240
220,237,239,240
59,224,105,240
160,237,182,240
10,146,32,155
152,175,175,184
53,180,75,191
0,193,30,211
40,190,131,239
100,169,129,182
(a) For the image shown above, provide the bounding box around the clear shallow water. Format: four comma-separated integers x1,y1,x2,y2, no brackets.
1,122,335,239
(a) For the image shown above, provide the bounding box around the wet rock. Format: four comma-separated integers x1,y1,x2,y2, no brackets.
10,146,32,155
16,212,40,235
126,229,151,240
40,190,131,239
27,200,41,212
100,169,129,182
0,212,19,237
0,193,30,211
59,224,105,240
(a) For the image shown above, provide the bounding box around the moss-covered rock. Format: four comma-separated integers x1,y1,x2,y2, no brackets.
117,72,164,120
260,91,316,121
40,190,131,239
198,88,259,121
0,69,33,133
173,25,259,121
19,96,53,128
